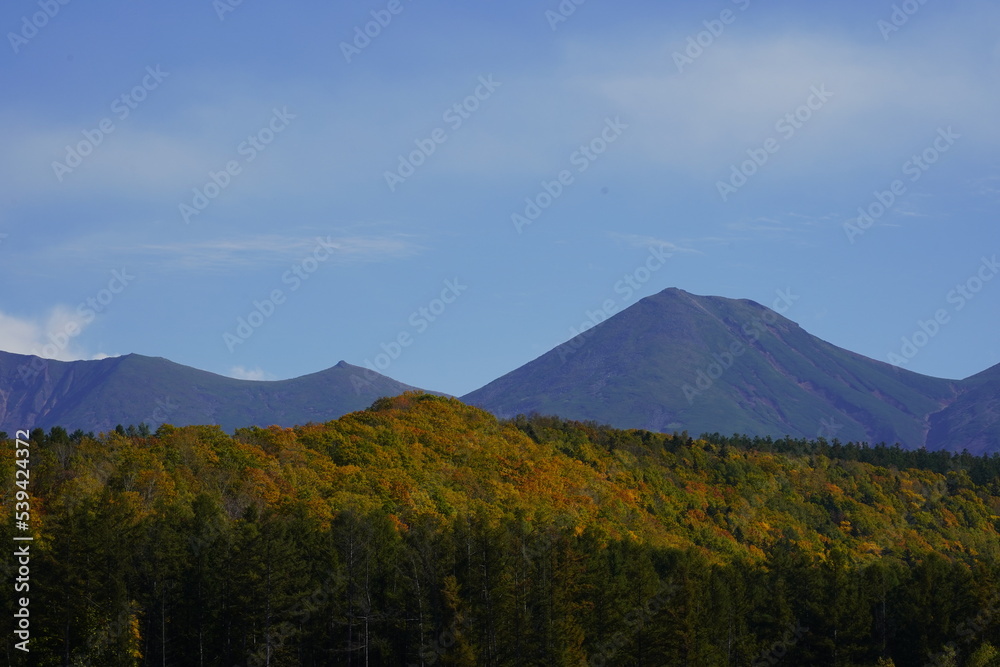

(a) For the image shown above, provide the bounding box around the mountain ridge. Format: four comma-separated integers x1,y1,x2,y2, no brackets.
0,351,431,434
1,287,997,452
462,288,994,452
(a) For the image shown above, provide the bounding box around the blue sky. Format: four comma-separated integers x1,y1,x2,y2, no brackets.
1,0,998,396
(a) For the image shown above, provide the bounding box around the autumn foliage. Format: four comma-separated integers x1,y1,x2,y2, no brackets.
1,393,999,665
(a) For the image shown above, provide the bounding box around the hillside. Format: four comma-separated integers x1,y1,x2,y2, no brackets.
3,394,999,665
929,363,1000,455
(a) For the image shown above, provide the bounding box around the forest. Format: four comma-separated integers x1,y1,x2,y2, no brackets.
2,392,999,666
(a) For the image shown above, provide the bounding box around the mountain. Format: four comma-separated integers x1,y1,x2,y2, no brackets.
0,351,430,434
927,362,1000,454
463,288,998,452
3,288,997,451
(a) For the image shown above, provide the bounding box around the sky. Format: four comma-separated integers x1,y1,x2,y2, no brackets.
1,0,998,397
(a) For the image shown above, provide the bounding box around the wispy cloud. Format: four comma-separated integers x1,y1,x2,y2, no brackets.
35,232,422,272
0,122,217,198
726,218,795,234
675,213,836,249
784,212,839,228
972,173,1000,197
609,232,700,254
572,28,1000,176
228,365,275,381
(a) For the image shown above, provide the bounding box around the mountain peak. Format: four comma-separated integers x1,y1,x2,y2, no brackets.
463,290,965,448
0,350,433,434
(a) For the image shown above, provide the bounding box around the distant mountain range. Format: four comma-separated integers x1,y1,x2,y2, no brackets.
1,287,997,453
0,353,425,434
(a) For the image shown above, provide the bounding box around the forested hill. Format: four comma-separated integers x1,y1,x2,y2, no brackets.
2,393,1000,665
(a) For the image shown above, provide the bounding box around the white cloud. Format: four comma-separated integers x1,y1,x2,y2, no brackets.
0,312,40,356
0,306,94,360
229,365,274,381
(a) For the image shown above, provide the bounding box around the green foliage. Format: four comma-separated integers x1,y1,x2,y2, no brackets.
1,395,999,665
